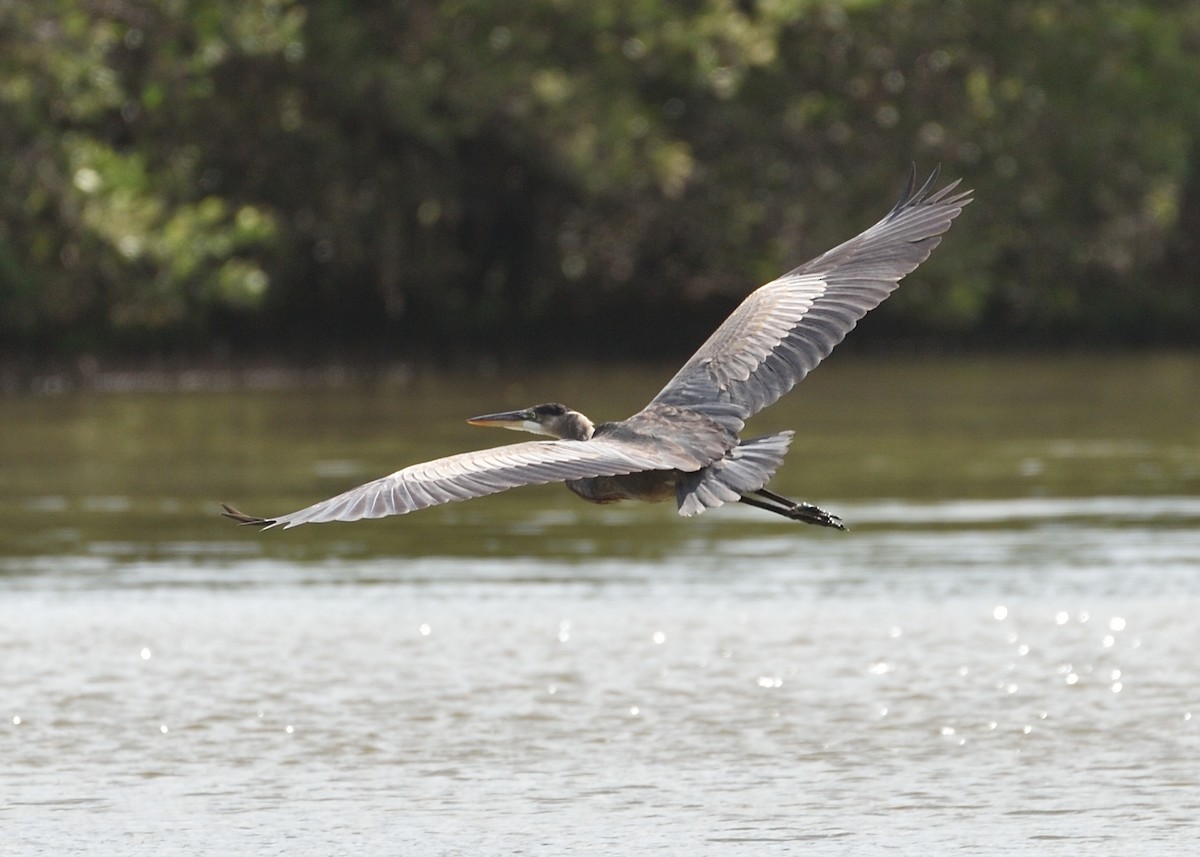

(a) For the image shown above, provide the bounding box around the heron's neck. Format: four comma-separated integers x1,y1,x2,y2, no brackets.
558,410,595,441
539,409,594,441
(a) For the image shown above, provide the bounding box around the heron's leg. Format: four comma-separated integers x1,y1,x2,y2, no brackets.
739,490,847,530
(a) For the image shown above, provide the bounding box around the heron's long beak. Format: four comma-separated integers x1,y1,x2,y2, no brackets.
466,409,541,434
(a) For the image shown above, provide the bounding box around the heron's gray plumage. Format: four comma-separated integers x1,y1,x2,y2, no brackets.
223,169,971,531
239,435,678,529
647,169,970,434
675,431,794,517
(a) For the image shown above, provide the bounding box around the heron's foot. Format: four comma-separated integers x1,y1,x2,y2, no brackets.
739,490,848,530
780,501,846,530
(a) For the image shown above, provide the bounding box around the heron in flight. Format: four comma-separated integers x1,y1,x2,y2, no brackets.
223,169,970,532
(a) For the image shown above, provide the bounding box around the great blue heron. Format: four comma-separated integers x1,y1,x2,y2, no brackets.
223,168,970,532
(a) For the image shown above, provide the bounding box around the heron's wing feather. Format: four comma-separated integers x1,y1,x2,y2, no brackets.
676,431,794,517
225,436,673,529
648,169,972,430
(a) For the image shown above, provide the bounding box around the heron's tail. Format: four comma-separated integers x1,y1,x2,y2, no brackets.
675,431,794,517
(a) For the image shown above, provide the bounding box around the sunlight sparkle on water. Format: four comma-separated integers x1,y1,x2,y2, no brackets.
992,605,1008,621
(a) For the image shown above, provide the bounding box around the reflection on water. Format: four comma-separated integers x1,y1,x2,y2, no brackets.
2,355,1199,855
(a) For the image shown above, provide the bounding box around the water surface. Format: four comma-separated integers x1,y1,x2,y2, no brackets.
2,354,1199,855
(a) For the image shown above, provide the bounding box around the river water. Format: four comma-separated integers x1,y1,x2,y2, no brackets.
2,355,1199,855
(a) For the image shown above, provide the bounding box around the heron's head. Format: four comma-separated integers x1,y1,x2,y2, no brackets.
466,402,594,441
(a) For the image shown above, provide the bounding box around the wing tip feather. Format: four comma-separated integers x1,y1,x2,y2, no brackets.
887,164,973,221
220,503,278,528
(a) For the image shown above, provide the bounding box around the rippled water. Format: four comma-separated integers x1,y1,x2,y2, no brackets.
3,356,1199,854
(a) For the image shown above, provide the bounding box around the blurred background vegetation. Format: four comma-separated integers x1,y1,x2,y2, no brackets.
2,0,1198,366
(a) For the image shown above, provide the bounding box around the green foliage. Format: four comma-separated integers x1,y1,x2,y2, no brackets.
1,0,1198,357
0,0,287,347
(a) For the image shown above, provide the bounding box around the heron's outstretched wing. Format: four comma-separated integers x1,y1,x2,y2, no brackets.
647,168,972,432
221,435,679,529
